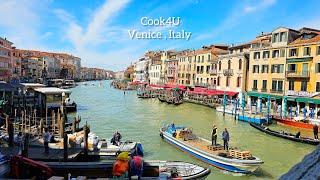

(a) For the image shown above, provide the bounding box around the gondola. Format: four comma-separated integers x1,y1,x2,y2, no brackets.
249,123,320,145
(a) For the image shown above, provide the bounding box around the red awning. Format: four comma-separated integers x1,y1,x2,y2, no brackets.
225,91,238,97
193,87,207,92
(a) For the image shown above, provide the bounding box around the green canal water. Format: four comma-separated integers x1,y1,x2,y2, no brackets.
69,80,314,180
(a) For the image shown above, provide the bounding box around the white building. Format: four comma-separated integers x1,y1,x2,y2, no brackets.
149,64,161,85
134,57,149,82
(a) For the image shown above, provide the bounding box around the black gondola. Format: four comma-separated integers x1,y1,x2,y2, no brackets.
249,123,320,145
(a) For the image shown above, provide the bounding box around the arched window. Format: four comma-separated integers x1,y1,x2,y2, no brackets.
217,77,220,86
228,60,231,69
239,59,242,70
219,61,222,71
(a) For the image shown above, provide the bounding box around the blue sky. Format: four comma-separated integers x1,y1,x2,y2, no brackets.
0,0,319,71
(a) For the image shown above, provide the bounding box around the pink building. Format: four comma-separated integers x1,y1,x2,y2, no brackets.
165,59,178,84
0,37,13,82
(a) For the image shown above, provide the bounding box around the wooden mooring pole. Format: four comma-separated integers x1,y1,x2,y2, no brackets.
63,133,68,161
7,116,14,147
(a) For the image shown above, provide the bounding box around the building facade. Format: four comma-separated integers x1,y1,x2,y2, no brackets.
0,37,13,81
214,44,250,101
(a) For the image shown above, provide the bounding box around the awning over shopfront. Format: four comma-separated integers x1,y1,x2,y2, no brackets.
247,91,282,99
296,97,320,104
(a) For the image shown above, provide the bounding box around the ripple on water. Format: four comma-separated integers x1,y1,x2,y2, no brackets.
69,80,314,180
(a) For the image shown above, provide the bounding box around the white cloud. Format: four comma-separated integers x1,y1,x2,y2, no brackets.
243,0,276,14
63,0,131,50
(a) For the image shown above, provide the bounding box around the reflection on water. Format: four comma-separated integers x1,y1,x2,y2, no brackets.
69,80,314,179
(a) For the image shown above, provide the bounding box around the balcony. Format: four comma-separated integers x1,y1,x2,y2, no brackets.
252,88,258,91
194,83,208,87
223,69,233,76
270,89,283,94
286,70,310,78
208,85,216,90
209,69,217,75
261,88,267,92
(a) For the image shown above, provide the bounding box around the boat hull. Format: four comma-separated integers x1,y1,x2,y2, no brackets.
249,123,320,145
273,117,314,130
160,129,262,173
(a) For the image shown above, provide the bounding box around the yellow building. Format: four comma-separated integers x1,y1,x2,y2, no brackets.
194,45,228,87
285,28,320,112
247,27,299,112
177,50,196,86
247,27,320,116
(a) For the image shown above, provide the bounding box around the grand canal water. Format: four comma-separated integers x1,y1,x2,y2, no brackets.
69,80,314,179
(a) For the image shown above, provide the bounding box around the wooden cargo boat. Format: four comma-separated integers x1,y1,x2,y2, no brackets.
160,124,263,174
249,123,320,145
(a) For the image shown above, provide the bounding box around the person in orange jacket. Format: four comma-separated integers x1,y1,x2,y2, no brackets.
113,152,130,178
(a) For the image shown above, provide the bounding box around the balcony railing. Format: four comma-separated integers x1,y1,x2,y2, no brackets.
285,70,310,78
208,85,216,90
223,69,233,76
252,88,258,91
261,88,267,92
270,89,283,94
194,83,208,87
209,69,217,75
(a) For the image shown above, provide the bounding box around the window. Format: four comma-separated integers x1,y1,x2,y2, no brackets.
301,81,308,91
253,80,258,90
289,48,298,57
272,33,279,43
316,63,320,73
202,55,204,62
303,47,311,56
254,52,260,59
217,76,220,86
289,81,294,91
198,56,200,63
271,64,284,73
316,82,320,92
218,61,222,70
253,65,259,73
271,80,277,91
237,77,241,87
262,65,269,73
278,81,283,91
262,51,270,58
208,54,211,61
226,77,230,87
317,46,320,55
288,64,297,72
262,80,267,90
280,32,287,42
239,59,242,70
280,49,285,57
272,50,280,58
228,60,231,69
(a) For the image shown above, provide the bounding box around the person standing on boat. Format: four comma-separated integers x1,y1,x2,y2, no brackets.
211,125,217,146
43,128,50,154
222,128,230,150
112,131,122,146
313,124,318,140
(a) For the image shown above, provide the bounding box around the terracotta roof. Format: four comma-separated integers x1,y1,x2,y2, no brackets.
289,33,320,46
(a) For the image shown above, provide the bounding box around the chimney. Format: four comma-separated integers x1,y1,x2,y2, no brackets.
261,32,264,35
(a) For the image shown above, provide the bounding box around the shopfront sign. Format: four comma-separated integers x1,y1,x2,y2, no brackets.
286,90,317,97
